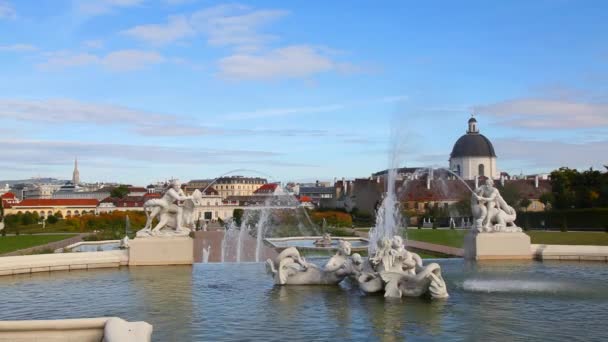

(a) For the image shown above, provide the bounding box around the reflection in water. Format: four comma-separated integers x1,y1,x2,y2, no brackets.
0,259,607,341
129,266,194,341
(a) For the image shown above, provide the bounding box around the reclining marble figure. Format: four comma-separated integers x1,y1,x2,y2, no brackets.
266,236,449,300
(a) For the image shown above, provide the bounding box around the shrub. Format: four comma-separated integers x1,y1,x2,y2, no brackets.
327,227,356,237
516,208,608,230
233,209,244,226
310,210,353,228
46,215,58,224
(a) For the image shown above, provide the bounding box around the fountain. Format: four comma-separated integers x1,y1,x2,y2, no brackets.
265,127,449,300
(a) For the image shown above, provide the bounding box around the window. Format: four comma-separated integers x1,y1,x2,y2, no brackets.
478,164,485,177
456,164,461,176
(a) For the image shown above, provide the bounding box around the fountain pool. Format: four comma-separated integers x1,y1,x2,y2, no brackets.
1,259,606,341
62,241,121,253
265,237,369,251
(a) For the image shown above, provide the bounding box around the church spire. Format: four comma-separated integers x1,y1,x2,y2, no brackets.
72,157,80,185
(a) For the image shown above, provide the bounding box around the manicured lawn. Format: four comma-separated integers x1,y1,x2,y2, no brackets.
7,221,77,234
405,229,468,248
528,231,608,246
0,234,76,254
404,229,608,247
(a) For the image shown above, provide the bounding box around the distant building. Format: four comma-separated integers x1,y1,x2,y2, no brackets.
22,184,61,199
1,192,19,208
97,195,155,213
253,183,280,195
449,117,499,180
299,186,334,205
5,198,99,217
187,176,267,199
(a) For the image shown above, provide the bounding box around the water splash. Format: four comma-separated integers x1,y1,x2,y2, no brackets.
368,122,404,255
462,279,574,294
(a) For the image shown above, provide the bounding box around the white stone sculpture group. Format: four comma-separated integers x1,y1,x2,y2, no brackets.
266,235,449,300
471,179,521,233
136,180,203,237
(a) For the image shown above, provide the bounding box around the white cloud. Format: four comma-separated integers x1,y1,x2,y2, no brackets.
39,52,100,69
74,0,144,15
0,98,170,125
218,45,335,80
123,4,287,49
473,98,608,129
222,95,408,120
0,1,15,19
0,139,280,166
122,15,195,45
494,138,608,170
38,49,164,71
101,50,164,70
83,39,104,49
0,44,37,52
120,4,361,80
190,5,288,49
0,98,352,139
164,0,196,5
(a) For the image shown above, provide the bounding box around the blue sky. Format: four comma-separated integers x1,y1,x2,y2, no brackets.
0,0,606,185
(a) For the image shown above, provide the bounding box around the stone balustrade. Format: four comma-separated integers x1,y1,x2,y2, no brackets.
0,317,152,342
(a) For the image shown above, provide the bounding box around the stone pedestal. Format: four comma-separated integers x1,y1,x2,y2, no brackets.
128,237,193,266
465,231,532,260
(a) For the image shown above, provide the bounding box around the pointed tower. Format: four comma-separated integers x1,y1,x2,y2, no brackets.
72,157,80,185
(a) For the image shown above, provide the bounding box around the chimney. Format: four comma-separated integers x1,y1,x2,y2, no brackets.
475,175,479,189
534,175,539,188
500,175,505,186
426,174,431,190
344,180,348,194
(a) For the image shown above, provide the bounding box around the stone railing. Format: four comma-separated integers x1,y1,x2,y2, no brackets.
0,317,152,342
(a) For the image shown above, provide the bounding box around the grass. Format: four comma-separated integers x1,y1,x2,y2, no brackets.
404,229,608,248
7,221,77,234
0,234,76,254
527,231,608,246
405,229,468,248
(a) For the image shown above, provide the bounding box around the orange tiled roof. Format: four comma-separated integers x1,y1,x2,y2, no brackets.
14,199,99,207
1,192,16,199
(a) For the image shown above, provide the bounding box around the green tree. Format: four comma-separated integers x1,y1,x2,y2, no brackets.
21,212,35,225
519,198,532,212
232,208,244,226
54,211,63,219
46,215,59,224
539,192,554,210
500,183,521,207
110,185,130,199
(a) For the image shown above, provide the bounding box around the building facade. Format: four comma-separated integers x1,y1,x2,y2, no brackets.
5,199,99,217
449,117,499,180
187,176,267,199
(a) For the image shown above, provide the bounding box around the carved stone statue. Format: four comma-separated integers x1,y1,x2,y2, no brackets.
266,240,353,285
472,179,521,233
313,233,333,247
137,180,203,237
266,235,449,300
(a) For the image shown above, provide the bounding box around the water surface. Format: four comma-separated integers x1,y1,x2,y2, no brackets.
0,259,606,341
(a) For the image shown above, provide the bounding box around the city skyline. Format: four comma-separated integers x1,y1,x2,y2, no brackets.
1,0,607,184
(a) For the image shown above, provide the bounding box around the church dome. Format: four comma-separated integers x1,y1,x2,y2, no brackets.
450,117,497,158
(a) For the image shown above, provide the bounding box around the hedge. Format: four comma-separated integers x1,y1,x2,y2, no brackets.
516,208,608,231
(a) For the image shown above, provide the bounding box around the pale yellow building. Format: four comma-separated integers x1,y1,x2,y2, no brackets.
186,176,267,199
